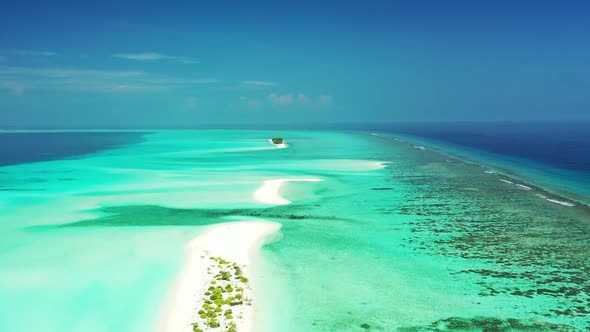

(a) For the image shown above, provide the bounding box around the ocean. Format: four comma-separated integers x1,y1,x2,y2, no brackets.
0,131,145,167
0,129,588,331
373,122,590,200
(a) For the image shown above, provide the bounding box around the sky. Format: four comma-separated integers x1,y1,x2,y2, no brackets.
1,1,589,128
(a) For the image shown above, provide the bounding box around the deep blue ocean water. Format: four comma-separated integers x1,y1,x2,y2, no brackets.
380,122,590,171
373,122,590,200
0,132,146,166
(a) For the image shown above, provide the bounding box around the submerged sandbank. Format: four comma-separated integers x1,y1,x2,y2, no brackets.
157,220,281,332
253,178,323,205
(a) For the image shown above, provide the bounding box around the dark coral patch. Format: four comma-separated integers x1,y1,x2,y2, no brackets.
397,317,580,332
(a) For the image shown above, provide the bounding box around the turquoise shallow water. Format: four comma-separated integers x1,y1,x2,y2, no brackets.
0,130,588,331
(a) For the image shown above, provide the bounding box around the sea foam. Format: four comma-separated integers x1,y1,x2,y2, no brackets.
515,184,532,191
536,194,575,207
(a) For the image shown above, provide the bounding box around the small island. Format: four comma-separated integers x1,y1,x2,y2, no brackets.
269,137,288,148
271,137,284,145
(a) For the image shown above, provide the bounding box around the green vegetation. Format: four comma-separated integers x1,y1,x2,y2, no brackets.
191,322,204,332
271,137,284,144
192,256,251,331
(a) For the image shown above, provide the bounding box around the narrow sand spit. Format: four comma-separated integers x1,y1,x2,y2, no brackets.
157,220,281,332
253,178,323,205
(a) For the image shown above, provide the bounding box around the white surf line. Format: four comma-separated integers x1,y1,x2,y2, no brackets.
515,184,532,191
484,170,496,174
268,139,288,149
546,198,574,207
157,220,281,332
413,145,426,150
500,178,534,191
536,194,575,207
500,177,574,206
253,178,323,205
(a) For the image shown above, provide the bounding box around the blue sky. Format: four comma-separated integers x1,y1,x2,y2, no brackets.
1,1,589,127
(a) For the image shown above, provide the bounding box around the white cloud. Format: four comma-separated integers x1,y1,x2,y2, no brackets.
268,93,294,106
184,96,198,109
112,52,199,64
9,50,56,57
240,96,263,108
144,78,221,84
297,93,311,105
113,53,166,61
319,95,333,105
0,82,25,95
243,80,278,87
105,84,168,92
0,66,144,78
0,66,219,93
267,93,331,107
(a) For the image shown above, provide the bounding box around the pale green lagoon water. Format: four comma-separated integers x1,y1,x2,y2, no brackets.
0,130,588,331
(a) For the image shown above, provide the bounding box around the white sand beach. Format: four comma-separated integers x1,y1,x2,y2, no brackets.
268,139,288,149
157,220,281,332
253,178,323,205
370,161,390,169
158,175,322,331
